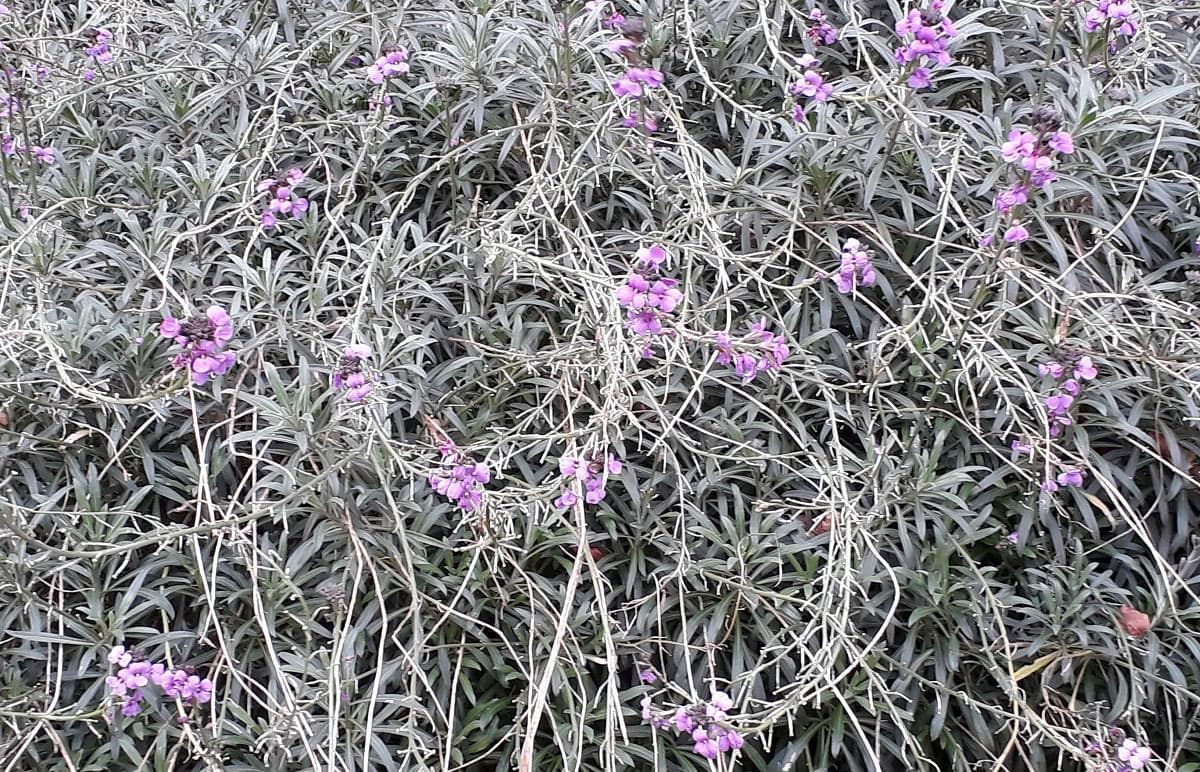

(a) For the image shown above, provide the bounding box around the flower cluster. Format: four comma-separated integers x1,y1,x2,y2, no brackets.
993,105,1075,243
610,67,664,132
1015,354,1096,492
366,48,410,84
553,453,622,508
159,305,237,386
428,441,491,512
258,168,309,229
894,1,956,89
85,28,114,65
615,244,682,348
611,67,663,98
1,135,54,164
807,8,838,45
1117,738,1153,770
1084,727,1153,771
833,238,877,293
713,319,790,382
642,691,744,760
332,344,373,402
1039,355,1096,437
788,54,833,123
105,646,213,718
1084,0,1137,50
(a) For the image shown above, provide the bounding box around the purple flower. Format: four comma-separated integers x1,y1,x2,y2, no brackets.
1003,223,1029,243
85,29,115,66
807,9,839,44
1011,440,1034,457
1045,393,1074,415
1038,361,1065,379
611,75,643,98
1048,131,1075,154
1074,356,1097,380
1118,738,1152,769
1062,378,1080,396
713,320,789,381
159,306,237,385
639,668,656,683
636,244,668,267
259,169,310,227
1006,531,1019,544
608,38,639,55
693,737,720,759
894,3,955,84
1056,469,1085,488
1001,130,1037,163
710,690,734,713
907,67,931,89
834,238,877,293
618,245,681,340
555,452,621,509
333,343,373,402
789,56,834,118
612,67,664,98
993,185,1029,213
367,48,410,83
429,449,491,512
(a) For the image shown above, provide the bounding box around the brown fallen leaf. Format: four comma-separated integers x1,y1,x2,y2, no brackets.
1117,605,1151,638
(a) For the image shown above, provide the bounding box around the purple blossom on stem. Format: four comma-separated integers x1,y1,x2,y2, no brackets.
1003,222,1029,243
654,690,744,759
834,238,877,293
85,28,115,66
332,343,374,402
428,442,491,512
993,185,1029,213
788,54,833,122
893,1,956,89
807,8,839,44
1085,0,1138,44
1056,469,1085,488
611,67,664,97
1038,361,1065,379
104,646,214,718
555,452,622,508
258,169,309,229
367,48,410,84
616,244,681,347
1117,738,1153,769
158,305,237,385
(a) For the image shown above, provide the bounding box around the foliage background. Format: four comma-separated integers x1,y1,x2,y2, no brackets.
2,0,1200,769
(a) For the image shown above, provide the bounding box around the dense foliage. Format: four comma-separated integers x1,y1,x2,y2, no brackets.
2,0,1199,769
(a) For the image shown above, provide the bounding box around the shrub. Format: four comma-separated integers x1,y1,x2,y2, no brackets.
2,0,1199,769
